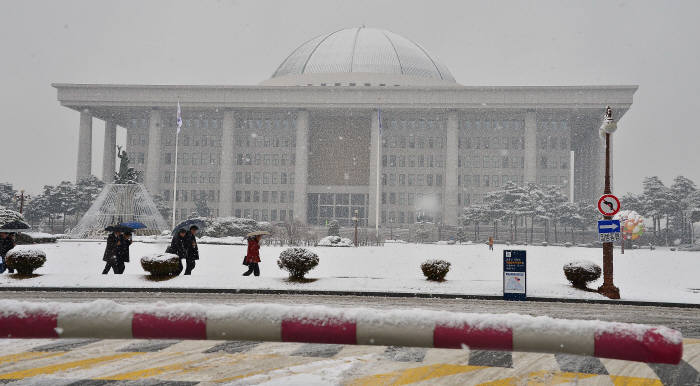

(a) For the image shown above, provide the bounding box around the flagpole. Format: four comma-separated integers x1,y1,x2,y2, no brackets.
376,108,381,241
171,129,179,230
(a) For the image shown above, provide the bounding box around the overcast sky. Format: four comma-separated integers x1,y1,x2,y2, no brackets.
1,0,699,196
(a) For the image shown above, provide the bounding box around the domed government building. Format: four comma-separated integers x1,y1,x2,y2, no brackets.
54,27,637,228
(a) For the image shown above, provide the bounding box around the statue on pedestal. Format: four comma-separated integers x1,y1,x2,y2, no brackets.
114,146,142,184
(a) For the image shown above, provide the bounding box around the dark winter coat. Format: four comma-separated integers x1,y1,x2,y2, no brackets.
184,233,199,261
168,234,188,260
245,237,260,264
103,233,120,262
0,234,16,257
116,235,132,263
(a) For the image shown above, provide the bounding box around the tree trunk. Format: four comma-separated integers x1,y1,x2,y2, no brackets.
665,215,670,246
554,221,558,243
494,221,498,240
529,217,534,243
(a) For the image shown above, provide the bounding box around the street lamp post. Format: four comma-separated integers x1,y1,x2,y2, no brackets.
352,210,359,247
14,190,30,214
598,106,621,299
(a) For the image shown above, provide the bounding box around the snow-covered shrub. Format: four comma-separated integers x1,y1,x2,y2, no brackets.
277,247,319,280
141,253,180,276
318,235,352,247
16,232,57,244
327,220,340,237
563,242,573,248
195,217,272,238
563,260,601,290
5,247,46,275
420,259,451,282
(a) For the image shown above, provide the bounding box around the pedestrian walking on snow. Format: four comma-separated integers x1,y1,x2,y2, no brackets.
488,236,494,251
168,228,188,275
102,231,124,274
243,235,262,277
115,231,132,274
0,232,16,274
183,225,199,275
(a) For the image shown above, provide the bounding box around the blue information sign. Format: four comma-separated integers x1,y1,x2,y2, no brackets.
503,250,526,301
597,219,621,234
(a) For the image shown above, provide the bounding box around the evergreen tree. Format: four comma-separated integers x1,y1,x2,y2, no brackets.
193,195,211,217
0,183,17,210
75,176,105,221
327,219,340,236
151,194,172,223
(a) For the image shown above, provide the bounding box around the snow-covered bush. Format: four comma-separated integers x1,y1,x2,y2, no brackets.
277,247,319,280
194,217,272,238
327,220,340,237
141,253,180,276
16,232,57,244
420,259,451,282
5,247,46,275
317,235,352,247
0,207,25,227
563,260,601,290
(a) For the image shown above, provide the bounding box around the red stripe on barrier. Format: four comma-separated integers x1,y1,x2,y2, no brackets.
132,313,206,340
0,313,59,339
594,328,683,364
433,323,513,350
282,318,356,345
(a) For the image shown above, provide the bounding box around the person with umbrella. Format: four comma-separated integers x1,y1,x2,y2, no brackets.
183,225,199,275
243,231,269,277
115,230,133,274
0,232,16,274
167,228,188,275
102,225,131,274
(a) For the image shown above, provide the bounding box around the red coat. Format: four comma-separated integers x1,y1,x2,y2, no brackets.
245,238,260,263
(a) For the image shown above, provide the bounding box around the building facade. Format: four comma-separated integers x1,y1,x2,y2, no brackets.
55,27,637,227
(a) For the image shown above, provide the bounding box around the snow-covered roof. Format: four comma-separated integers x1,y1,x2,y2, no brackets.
263,27,456,86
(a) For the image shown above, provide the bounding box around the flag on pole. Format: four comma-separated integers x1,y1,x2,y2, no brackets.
176,101,183,133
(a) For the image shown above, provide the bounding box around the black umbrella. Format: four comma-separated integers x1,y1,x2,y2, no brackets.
0,220,30,232
105,224,132,233
171,218,207,235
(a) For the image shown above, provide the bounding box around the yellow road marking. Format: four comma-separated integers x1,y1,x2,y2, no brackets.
97,359,206,380
478,370,598,386
0,351,65,366
684,338,700,345
0,353,142,379
348,364,488,386
610,375,664,386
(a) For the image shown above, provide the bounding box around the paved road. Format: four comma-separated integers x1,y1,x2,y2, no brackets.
1,292,699,384
3,291,699,338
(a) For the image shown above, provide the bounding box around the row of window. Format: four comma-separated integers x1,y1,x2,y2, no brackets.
538,176,569,186
164,152,220,166
381,191,443,207
540,156,569,169
537,120,568,131
236,117,296,130
235,190,295,204
235,172,295,185
460,120,524,131
538,136,570,150
164,135,222,148
162,189,218,202
234,208,293,222
235,135,296,148
382,154,445,168
459,136,525,150
381,173,443,187
236,153,296,166
461,175,524,188
382,136,446,149
384,118,446,131
163,172,219,185
459,156,525,169
381,210,442,224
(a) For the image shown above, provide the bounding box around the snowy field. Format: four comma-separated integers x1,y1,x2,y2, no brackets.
1,241,698,305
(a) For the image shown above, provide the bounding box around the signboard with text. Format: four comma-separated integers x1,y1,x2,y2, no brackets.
503,250,526,301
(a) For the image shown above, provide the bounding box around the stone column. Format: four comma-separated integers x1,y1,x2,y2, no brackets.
293,110,309,223
76,109,92,181
443,111,459,226
524,110,538,184
144,109,162,195
102,120,117,183
219,110,235,216
368,109,382,228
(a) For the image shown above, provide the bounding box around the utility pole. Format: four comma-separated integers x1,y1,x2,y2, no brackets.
598,106,621,299
14,190,30,214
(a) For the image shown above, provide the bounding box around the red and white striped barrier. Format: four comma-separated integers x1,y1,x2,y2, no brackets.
0,300,683,364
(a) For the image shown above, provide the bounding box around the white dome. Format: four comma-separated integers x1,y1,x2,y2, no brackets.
262,27,457,86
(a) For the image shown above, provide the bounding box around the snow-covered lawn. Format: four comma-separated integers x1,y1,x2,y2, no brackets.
1,241,698,304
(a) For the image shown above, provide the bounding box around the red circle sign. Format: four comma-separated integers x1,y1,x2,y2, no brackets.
598,194,621,216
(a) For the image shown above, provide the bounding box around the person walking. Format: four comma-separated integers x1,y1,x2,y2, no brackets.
168,228,188,275
243,235,262,277
0,232,16,274
102,231,122,274
183,225,199,275
488,236,494,251
114,231,132,274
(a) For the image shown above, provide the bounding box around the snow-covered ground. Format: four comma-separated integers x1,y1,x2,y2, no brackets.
1,241,698,304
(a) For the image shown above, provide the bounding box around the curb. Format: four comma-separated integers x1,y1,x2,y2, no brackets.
0,300,683,364
0,286,698,309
